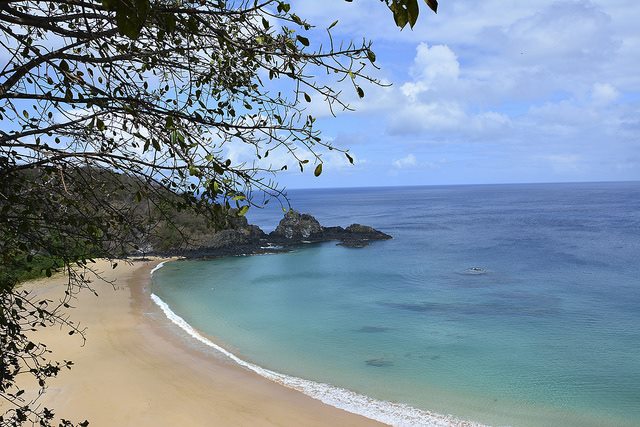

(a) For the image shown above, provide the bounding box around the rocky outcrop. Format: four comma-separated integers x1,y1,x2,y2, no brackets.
269,210,392,248
174,209,391,258
201,229,252,249
271,210,323,240
345,224,384,235
339,224,392,247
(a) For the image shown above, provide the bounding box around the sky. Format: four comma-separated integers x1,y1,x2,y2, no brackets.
248,0,640,189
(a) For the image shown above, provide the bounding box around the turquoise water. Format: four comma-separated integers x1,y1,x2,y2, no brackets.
152,182,640,426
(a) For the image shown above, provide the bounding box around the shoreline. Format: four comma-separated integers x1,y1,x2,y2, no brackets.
149,260,486,427
11,258,383,426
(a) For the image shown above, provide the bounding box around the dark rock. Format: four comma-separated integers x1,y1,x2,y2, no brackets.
365,358,394,367
227,209,250,228
337,240,370,248
202,229,252,249
162,209,391,258
246,224,266,239
321,226,345,236
337,223,392,248
345,223,392,240
346,224,377,234
270,209,323,240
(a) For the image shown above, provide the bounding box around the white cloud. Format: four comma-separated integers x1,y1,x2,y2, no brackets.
388,42,512,139
278,0,640,184
502,2,617,67
411,43,460,82
392,154,417,169
388,102,465,134
591,82,620,105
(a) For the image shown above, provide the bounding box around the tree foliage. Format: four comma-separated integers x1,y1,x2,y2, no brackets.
0,0,436,424
379,0,438,29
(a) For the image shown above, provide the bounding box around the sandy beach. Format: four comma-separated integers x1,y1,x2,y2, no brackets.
8,258,382,426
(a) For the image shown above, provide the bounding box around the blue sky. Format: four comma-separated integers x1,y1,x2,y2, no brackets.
240,0,640,189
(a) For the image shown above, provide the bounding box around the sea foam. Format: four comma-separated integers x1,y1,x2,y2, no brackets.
149,261,166,275
149,266,485,427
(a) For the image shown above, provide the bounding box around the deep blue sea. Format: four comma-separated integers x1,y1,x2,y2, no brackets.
152,182,640,427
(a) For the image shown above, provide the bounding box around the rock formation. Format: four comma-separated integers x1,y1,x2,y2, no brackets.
269,210,391,248
271,210,323,240
172,209,391,258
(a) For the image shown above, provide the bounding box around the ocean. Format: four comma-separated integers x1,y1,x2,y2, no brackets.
151,182,640,427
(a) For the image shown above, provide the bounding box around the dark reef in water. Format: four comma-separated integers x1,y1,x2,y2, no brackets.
357,326,392,333
365,358,394,367
156,209,392,259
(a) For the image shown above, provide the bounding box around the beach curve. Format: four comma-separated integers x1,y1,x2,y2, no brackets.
150,260,486,427
9,258,385,426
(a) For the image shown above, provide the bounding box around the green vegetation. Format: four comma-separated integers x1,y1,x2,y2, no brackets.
1,255,61,289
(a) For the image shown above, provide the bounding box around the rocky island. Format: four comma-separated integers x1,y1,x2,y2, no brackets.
171,209,392,258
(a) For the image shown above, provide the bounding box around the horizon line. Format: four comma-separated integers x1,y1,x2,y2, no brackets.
281,179,640,192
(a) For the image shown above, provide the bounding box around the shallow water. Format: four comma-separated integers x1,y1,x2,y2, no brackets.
152,182,640,427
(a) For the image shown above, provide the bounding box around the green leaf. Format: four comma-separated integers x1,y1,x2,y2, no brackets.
390,2,409,28
290,13,304,26
212,181,220,193
296,35,309,47
277,2,291,13
356,86,364,98
424,0,438,13
237,205,250,216
170,130,185,145
367,49,376,63
328,20,339,30
314,163,323,177
164,14,176,33
345,152,354,164
304,92,311,102
407,0,419,28
103,0,150,39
